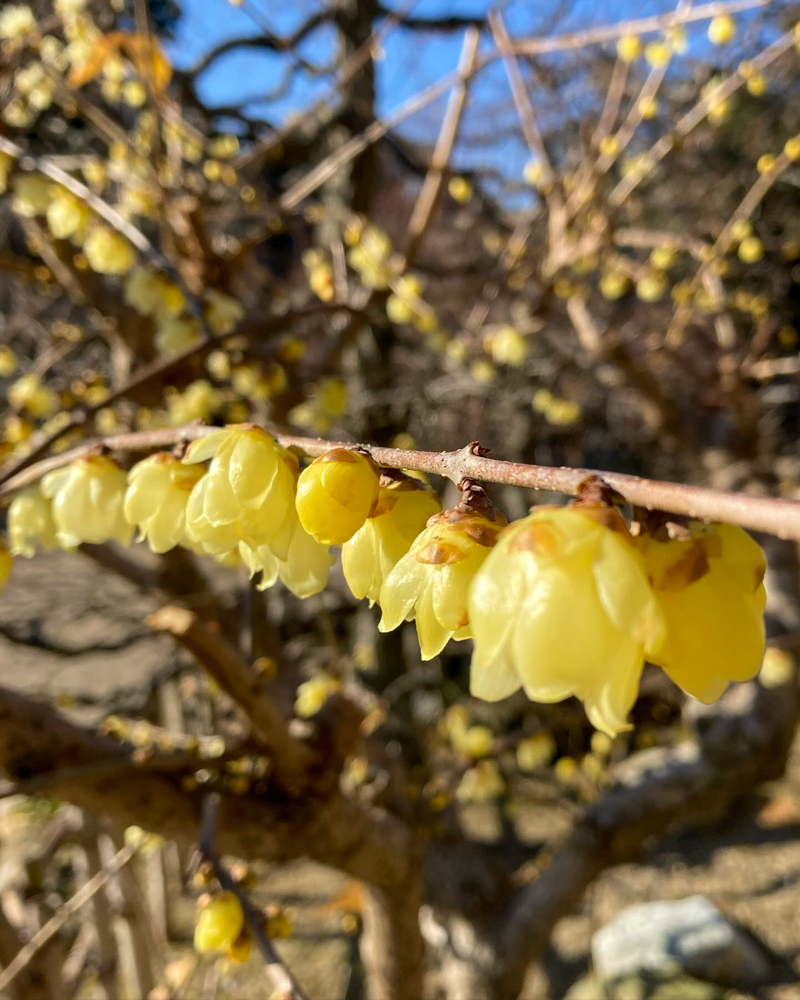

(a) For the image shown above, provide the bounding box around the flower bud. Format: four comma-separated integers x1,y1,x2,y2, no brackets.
124,453,205,553
296,449,380,545
8,488,59,557
41,455,133,547
194,892,244,954
637,522,765,702
469,506,664,736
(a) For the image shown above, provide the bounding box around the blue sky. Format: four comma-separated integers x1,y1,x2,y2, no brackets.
163,0,783,202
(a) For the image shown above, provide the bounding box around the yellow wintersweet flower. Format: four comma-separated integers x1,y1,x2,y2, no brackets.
204,289,244,334
154,315,201,354
599,271,629,300
227,930,252,963
485,325,527,367
453,724,494,759
708,14,736,45
469,506,665,736
0,5,35,40
41,455,134,547
0,346,17,377
0,540,12,591
183,425,298,557
616,33,641,63
637,522,765,702
294,672,341,717
379,489,507,659
448,176,472,203
123,268,185,318
516,732,556,771
0,152,12,194
347,225,393,288
644,41,671,67
166,380,222,427
636,272,667,302
738,236,764,263
456,760,505,802
194,892,244,954
84,227,136,275
8,488,59,556
649,247,677,271
8,373,58,418
46,188,91,242
11,175,52,217
342,476,441,606
239,512,332,598
124,453,205,553
296,449,380,545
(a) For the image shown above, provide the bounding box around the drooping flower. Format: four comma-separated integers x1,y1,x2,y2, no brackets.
8,488,59,556
84,226,136,275
239,511,332,599
183,425,297,556
194,892,244,954
295,448,380,545
469,505,664,737
41,455,134,547
379,487,506,659
637,521,766,702
341,475,441,606
46,187,91,242
124,453,205,553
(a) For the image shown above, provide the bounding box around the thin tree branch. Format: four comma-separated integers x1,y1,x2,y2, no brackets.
403,29,480,267
4,426,800,542
0,303,360,489
0,844,136,995
0,685,415,891
198,794,309,1000
188,12,330,79
0,135,212,338
147,606,313,793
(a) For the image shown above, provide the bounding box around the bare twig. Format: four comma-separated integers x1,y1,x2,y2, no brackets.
0,844,135,994
198,794,309,1000
0,135,212,337
403,29,480,267
0,302,360,489
4,424,800,541
147,606,312,793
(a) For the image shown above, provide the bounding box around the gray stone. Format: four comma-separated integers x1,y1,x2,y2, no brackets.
592,895,773,990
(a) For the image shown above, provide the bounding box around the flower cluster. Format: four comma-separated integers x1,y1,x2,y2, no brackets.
468,504,765,735
0,427,768,738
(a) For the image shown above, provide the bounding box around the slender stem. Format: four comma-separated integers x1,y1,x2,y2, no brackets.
0,845,136,995
3,424,800,542
198,795,309,1000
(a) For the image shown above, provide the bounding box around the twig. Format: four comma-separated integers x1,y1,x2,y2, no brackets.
277,0,767,211
0,135,212,337
0,844,136,994
0,302,360,489
403,28,480,267
147,606,312,793
4,424,800,541
198,794,309,1000
608,27,795,208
